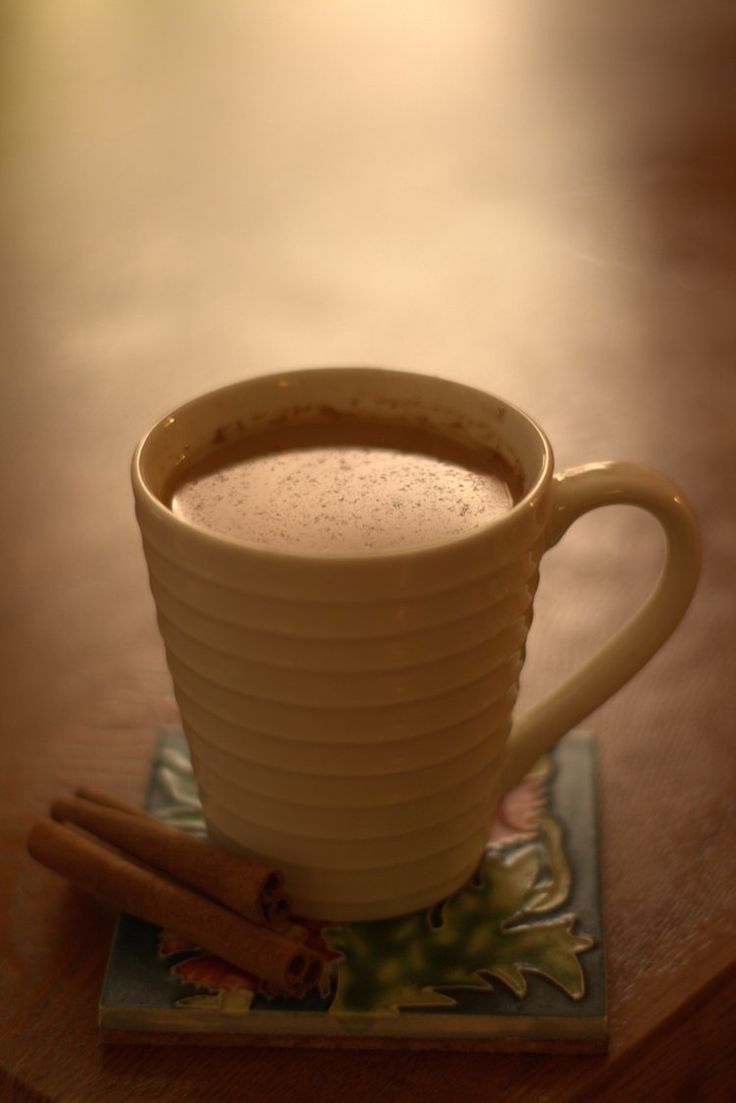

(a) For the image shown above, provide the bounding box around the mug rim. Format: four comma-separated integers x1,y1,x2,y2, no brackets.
131,366,554,564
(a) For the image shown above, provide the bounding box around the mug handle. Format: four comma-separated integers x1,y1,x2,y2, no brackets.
499,461,701,793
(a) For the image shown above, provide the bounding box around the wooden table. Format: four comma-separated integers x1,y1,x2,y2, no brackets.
1,2,734,1099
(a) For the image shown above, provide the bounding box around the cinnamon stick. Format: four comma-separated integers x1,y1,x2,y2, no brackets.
28,819,324,997
74,786,148,819
52,793,290,931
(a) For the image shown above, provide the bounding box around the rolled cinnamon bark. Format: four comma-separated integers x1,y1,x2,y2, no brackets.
52,794,290,931
74,787,147,819
28,819,325,997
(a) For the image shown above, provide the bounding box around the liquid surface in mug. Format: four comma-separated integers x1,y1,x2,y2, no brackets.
167,419,521,554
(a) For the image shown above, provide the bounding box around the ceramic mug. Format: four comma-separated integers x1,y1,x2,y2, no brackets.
132,368,700,920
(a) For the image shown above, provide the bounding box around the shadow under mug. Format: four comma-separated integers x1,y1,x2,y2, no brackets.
132,368,701,920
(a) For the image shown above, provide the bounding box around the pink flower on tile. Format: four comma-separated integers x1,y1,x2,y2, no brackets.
158,928,256,992
172,954,259,994
488,769,547,847
157,919,339,999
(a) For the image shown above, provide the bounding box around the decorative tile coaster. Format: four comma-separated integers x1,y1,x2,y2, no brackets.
99,728,606,1052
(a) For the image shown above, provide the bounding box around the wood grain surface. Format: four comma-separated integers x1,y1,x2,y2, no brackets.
1,2,734,1100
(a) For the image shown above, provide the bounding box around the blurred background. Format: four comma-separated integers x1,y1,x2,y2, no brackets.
1,0,734,757
2,7,735,1093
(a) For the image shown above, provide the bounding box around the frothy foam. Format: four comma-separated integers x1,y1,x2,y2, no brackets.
168,421,519,554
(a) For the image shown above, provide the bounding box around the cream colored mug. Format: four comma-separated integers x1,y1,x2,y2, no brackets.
132,368,700,920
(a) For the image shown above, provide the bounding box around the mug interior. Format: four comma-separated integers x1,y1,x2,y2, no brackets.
134,367,552,554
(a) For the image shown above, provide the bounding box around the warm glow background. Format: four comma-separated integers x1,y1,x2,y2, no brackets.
3,1,733,717
1,2,735,1096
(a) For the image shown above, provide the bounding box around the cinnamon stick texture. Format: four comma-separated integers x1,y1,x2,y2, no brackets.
51,794,290,931
74,786,148,819
27,819,325,998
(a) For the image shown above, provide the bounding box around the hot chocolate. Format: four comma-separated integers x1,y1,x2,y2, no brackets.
167,420,521,555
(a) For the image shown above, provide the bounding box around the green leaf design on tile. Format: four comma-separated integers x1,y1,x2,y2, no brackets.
326,815,593,1015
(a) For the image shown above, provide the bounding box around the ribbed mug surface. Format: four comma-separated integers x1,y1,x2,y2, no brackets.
132,369,551,919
